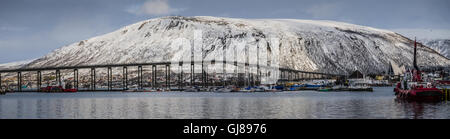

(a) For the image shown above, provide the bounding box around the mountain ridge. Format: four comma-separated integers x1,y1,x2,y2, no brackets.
2,16,449,75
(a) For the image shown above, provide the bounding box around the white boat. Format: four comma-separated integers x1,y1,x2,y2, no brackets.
214,86,239,93
346,83,373,92
122,88,157,92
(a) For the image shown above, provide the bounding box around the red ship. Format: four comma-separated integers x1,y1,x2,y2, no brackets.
394,39,443,101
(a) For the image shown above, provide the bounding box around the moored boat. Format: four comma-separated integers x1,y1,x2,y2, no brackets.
0,88,6,95
184,86,201,92
122,88,157,93
214,86,235,93
317,85,373,92
40,86,77,93
317,87,332,92
345,83,373,92
254,85,282,92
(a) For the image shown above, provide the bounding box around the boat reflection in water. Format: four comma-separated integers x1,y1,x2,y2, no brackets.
394,98,443,119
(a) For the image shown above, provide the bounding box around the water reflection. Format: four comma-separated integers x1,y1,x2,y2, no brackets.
0,88,449,119
394,99,445,119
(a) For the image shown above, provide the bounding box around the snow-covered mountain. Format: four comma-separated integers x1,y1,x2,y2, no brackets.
5,16,450,75
419,39,450,59
0,59,35,70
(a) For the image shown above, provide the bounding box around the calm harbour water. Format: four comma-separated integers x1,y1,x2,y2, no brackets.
0,87,449,119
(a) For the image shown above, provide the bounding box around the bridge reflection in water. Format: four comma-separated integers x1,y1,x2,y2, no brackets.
0,61,344,92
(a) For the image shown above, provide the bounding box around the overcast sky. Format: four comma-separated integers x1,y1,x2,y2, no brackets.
0,0,449,63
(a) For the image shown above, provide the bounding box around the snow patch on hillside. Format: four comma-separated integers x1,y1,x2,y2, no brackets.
0,59,36,69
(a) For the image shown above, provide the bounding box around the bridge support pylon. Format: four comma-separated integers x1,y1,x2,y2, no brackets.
90,68,96,91
107,67,112,91
37,71,41,91
74,69,78,90
138,66,142,90
179,62,183,89
17,72,22,92
152,65,156,89
123,67,128,90
165,65,170,90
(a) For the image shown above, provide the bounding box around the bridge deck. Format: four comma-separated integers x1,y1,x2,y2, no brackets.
0,61,347,92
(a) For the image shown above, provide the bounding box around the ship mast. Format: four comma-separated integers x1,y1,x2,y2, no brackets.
413,37,419,71
412,37,422,82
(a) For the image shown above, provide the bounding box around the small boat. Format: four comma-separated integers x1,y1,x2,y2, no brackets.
122,88,157,93
274,85,284,90
302,83,325,90
346,85,373,92
0,89,6,95
332,85,345,90
317,87,332,92
215,87,233,93
287,84,305,91
306,84,324,88
122,89,136,92
253,86,279,92
184,86,201,92
40,86,77,93
231,87,241,92
240,86,256,92
265,89,281,92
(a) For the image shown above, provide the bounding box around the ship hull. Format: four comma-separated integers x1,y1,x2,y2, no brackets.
40,86,78,93
394,88,443,102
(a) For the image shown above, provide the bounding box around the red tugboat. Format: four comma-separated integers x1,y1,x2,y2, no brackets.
394,39,443,101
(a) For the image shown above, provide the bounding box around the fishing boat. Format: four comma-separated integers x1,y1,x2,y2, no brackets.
394,39,443,101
